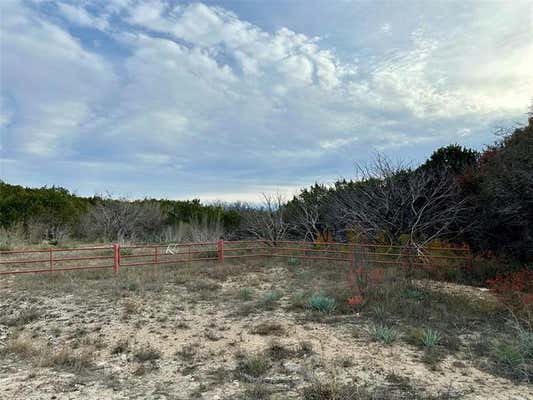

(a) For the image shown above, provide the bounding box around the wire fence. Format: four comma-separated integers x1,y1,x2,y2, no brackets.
0,240,472,276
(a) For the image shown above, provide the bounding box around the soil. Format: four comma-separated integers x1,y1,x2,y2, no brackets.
0,262,531,400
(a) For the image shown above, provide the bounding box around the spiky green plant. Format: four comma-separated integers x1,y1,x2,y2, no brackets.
369,324,398,345
495,344,522,368
421,328,441,348
307,294,336,313
287,257,300,266
239,287,254,301
260,290,280,310
290,291,307,309
403,287,423,302
372,304,387,322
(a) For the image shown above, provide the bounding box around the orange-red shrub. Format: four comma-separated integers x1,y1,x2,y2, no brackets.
346,265,385,307
487,269,533,294
486,268,533,310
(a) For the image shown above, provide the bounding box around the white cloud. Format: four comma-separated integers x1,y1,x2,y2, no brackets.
1,0,532,199
319,137,358,150
57,2,109,30
1,1,117,157
346,22,533,120
380,23,391,34
128,0,167,27
125,3,348,90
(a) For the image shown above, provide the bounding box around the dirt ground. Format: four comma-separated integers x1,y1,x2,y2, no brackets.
0,260,531,400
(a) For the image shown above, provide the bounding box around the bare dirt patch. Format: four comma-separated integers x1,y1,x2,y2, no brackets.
0,260,531,399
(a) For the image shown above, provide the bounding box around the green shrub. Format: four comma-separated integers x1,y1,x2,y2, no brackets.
239,287,254,301
307,294,336,314
235,352,271,380
290,290,309,310
494,344,522,368
403,287,424,302
372,304,387,322
287,257,300,266
369,324,398,345
420,328,441,348
260,290,280,310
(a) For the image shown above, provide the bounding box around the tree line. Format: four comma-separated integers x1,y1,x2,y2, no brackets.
1,110,531,264
285,112,532,263
0,184,241,244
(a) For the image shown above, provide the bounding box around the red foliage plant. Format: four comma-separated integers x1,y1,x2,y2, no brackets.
346,265,385,308
486,268,533,294
521,293,533,306
347,296,364,307
486,268,533,309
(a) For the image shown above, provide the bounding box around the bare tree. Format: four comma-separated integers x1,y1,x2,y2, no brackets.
285,184,331,241
81,198,163,243
158,221,188,244
189,215,224,242
241,193,290,244
288,198,321,241
333,155,470,250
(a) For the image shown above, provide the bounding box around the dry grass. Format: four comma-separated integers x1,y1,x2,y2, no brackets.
133,344,162,362
3,333,94,375
234,351,271,381
3,334,41,358
0,257,531,399
39,346,94,374
1,306,40,327
250,321,285,336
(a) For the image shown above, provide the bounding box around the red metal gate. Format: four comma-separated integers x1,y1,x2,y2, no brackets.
0,240,471,276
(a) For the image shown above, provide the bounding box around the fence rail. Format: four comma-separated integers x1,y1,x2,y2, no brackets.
0,240,472,276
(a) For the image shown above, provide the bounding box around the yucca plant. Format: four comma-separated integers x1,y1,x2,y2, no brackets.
403,287,424,302
261,290,280,310
239,287,254,301
372,304,387,322
511,315,533,361
290,291,308,310
307,294,336,314
518,329,533,361
495,344,522,368
369,324,398,345
421,328,441,348
287,257,300,266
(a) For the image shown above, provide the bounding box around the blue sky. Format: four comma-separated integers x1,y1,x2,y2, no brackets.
1,0,532,202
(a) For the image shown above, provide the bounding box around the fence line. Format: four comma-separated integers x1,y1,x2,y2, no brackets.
0,240,472,276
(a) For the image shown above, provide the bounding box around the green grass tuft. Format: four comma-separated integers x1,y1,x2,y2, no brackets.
307,294,336,313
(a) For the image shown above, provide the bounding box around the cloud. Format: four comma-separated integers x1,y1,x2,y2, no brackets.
1,0,532,200
1,1,117,157
125,3,348,90
56,2,109,31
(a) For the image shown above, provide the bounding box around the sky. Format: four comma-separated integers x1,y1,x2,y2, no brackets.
1,0,532,202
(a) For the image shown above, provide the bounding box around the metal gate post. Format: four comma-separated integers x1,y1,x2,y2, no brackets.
217,240,224,263
113,244,120,275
